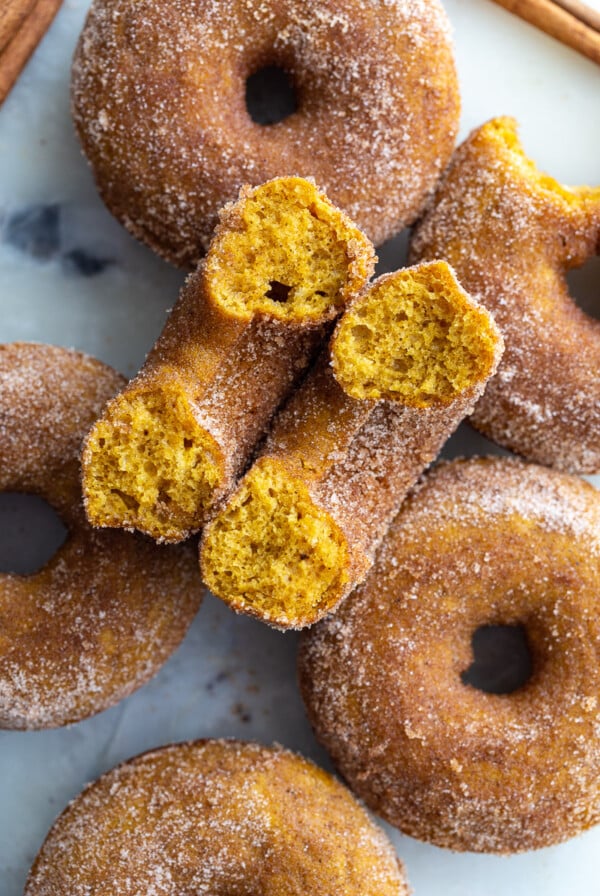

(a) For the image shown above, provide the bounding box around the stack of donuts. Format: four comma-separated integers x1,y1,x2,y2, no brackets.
2,0,599,892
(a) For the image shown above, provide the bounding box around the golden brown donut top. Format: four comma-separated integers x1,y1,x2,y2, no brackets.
411,116,600,474
72,0,460,267
0,343,203,729
25,739,409,895
299,457,600,853
0,341,125,514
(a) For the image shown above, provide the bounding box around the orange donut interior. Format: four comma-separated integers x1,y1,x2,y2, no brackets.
332,261,500,408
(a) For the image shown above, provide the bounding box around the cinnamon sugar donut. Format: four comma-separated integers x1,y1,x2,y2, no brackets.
201,261,502,629
82,177,374,543
25,739,410,895
411,117,600,474
71,0,460,268
0,343,202,729
299,457,600,853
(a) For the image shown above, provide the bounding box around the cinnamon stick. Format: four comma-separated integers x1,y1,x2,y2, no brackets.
0,0,36,54
553,0,600,33
0,0,63,106
491,0,600,66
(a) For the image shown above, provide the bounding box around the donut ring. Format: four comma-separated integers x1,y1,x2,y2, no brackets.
0,343,203,729
411,117,600,474
71,0,460,268
25,739,409,895
299,457,600,853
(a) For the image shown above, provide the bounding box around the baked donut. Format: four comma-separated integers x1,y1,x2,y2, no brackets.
82,177,374,543
71,0,460,267
201,262,503,629
411,117,600,474
0,342,202,730
25,739,410,895
299,456,600,853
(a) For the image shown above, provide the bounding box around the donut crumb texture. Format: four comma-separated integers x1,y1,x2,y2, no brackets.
207,178,373,322
332,261,501,407
83,388,222,543
201,459,349,628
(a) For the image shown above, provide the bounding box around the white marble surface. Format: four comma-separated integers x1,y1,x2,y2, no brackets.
0,0,599,893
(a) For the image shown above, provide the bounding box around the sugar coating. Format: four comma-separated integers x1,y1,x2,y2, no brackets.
82,177,375,542
71,0,460,267
25,740,409,895
201,262,503,629
299,456,600,853
0,343,203,729
411,116,600,473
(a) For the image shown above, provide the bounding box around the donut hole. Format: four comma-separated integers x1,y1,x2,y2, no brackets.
201,458,350,627
205,178,373,322
332,261,501,407
245,64,298,125
0,492,67,575
461,624,533,695
567,254,600,321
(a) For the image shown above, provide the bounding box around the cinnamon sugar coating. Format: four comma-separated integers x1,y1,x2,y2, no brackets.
411,116,600,474
25,739,410,895
82,177,375,543
200,262,503,629
0,343,202,730
299,457,600,853
71,0,460,268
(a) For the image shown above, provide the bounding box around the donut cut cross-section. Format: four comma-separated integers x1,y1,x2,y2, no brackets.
298,457,600,854
411,116,600,474
200,261,503,629
25,739,410,895
0,343,203,730
82,177,375,543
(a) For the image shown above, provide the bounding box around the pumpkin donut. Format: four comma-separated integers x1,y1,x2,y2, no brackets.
82,177,374,543
201,261,502,629
25,739,410,895
71,0,460,267
411,117,600,474
0,343,202,729
299,457,600,853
